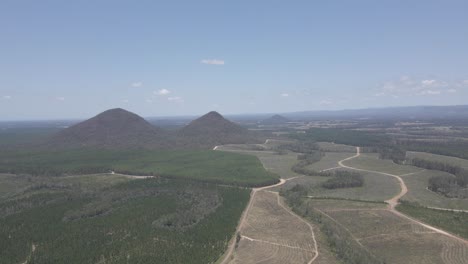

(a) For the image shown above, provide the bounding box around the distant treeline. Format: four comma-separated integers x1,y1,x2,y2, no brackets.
407,158,468,198
292,127,468,161
397,140,468,160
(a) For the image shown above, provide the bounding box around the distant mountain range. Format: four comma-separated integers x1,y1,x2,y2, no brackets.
45,108,260,150
260,114,290,125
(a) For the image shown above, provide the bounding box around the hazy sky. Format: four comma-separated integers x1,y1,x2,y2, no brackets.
1,0,468,120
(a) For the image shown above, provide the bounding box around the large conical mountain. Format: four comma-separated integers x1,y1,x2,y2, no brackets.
178,111,259,147
49,108,165,149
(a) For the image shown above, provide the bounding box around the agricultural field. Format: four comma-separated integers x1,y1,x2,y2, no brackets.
316,142,356,153
217,144,302,180
342,152,421,175
0,175,250,264
228,191,318,264
291,198,468,264
401,170,468,210
305,152,354,172
277,169,400,202
397,203,468,239
0,149,278,186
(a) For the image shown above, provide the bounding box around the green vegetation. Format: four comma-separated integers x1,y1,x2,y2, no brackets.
397,201,468,239
321,171,364,189
407,158,468,198
0,149,278,187
291,128,388,148
0,176,250,264
291,151,324,176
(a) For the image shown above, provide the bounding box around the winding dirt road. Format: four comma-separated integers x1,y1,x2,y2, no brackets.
338,147,468,245
219,176,319,264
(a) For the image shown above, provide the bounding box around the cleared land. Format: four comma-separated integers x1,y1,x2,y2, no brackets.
316,142,356,153
304,199,468,264
217,142,339,264
228,190,317,264
344,152,421,175
217,144,302,180
401,170,468,210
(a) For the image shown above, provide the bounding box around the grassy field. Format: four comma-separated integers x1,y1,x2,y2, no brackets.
305,152,353,171
0,149,278,186
407,151,468,170
343,153,421,175
302,170,400,202
401,170,468,210
0,175,250,264
316,142,356,153
397,202,468,239
218,144,302,180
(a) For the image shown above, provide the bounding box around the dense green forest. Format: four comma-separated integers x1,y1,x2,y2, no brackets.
321,171,364,189
0,176,250,264
0,149,278,187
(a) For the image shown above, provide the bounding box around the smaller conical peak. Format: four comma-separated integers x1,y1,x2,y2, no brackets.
198,111,225,121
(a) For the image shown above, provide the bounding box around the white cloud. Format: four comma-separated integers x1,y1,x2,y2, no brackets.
3,95,11,100
131,82,143,88
201,59,225,65
319,99,333,106
447,89,457,93
280,93,289,97
463,80,468,86
167,96,184,103
377,76,454,97
122,99,129,103
154,89,171,96
56,96,65,101
421,79,436,87
418,90,441,95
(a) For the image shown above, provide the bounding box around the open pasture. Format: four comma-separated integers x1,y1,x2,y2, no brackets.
228,191,318,264
401,170,468,210
343,152,421,175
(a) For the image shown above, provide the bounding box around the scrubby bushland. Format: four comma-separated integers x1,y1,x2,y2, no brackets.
291,151,324,176
321,171,364,189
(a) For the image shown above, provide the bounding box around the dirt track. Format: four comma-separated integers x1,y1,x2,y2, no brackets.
219,176,319,264
338,147,468,245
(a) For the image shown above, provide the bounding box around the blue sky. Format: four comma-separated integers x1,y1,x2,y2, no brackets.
1,0,468,120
